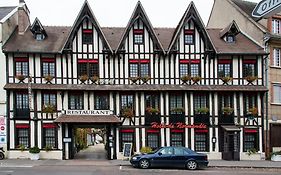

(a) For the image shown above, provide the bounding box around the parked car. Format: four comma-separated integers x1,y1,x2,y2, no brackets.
130,146,208,170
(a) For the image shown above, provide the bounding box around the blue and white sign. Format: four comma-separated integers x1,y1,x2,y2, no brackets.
252,0,281,18
0,136,6,144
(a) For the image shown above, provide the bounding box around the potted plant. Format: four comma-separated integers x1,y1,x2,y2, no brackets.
180,75,191,84
191,76,202,84
129,77,140,84
121,107,134,118
222,106,234,115
146,107,160,115
248,107,258,116
171,107,184,113
141,76,151,84
15,74,26,82
90,75,99,84
44,74,54,83
79,74,89,84
29,146,40,160
196,107,209,114
18,144,26,152
44,145,53,152
42,104,56,113
271,151,281,161
220,76,233,84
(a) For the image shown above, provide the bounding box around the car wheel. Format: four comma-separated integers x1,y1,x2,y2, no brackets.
186,160,197,170
139,159,150,169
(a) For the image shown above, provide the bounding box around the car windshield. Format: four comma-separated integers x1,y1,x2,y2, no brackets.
152,147,162,153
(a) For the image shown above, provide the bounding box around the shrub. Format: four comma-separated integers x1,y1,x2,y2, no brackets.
18,144,26,152
140,147,153,154
29,146,40,154
222,107,234,115
44,145,53,152
171,107,184,113
247,148,257,156
146,107,160,114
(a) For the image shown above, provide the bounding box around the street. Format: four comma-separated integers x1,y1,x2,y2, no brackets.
0,165,281,175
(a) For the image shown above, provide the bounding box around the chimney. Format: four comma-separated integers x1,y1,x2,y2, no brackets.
18,0,30,35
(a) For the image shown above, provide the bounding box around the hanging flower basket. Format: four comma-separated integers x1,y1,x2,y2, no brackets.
129,77,140,84
44,75,54,83
245,76,257,84
42,104,56,113
171,107,184,113
121,107,134,118
146,107,160,115
196,107,209,114
220,76,233,84
181,75,192,84
79,74,89,83
15,74,26,82
222,107,234,115
141,76,151,84
191,76,202,84
248,107,258,116
90,75,99,84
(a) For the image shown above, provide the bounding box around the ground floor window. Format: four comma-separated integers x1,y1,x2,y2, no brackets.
170,130,184,146
120,129,134,152
15,124,30,148
244,130,258,152
195,130,209,152
146,130,160,150
43,124,57,148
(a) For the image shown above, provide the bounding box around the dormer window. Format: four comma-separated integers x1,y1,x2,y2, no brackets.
184,30,194,45
226,35,235,43
133,29,144,44
30,18,47,41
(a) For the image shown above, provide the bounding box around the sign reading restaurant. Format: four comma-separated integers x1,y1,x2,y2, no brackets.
64,110,113,115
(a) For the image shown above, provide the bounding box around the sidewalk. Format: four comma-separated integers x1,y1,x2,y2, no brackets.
1,159,281,169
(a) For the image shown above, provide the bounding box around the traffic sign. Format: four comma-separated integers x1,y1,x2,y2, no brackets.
252,0,281,18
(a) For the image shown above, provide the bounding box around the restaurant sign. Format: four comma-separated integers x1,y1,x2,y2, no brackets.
64,110,113,115
151,122,207,129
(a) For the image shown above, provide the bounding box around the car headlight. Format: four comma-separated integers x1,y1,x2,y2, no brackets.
132,157,138,160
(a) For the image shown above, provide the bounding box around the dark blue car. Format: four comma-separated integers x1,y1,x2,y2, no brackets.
130,146,208,170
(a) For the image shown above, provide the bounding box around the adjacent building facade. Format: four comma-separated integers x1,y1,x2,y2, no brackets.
3,0,267,160
208,0,281,156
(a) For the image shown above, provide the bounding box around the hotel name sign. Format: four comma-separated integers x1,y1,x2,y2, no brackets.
64,110,113,115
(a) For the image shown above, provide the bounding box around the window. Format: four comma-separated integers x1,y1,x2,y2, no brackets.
15,92,29,118
120,130,134,151
159,147,173,155
129,60,150,78
15,58,28,76
36,34,44,41
147,132,160,150
243,60,256,77
244,93,257,114
184,30,194,45
195,132,208,152
174,147,186,155
171,132,184,146
82,29,93,44
42,58,55,77
120,94,134,109
42,92,56,109
273,48,281,67
273,85,281,103
226,35,235,43
43,125,57,148
95,94,109,110
219,94,233,112
179,60,201,77
170,94,184,114
133,29,144,44
244,132,258,152
194,93,207,114
145,94,159,110
68,92,84,110
77,60,99,77
272,18,281,34
218,59,232,77
16,125,29,148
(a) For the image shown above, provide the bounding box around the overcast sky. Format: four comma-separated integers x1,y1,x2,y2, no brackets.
0,0,261,27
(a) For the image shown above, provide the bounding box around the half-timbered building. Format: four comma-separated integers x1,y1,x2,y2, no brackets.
2,1,267,160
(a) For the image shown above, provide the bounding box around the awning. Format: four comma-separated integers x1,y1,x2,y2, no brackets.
54,115,121,123
221,125,241,132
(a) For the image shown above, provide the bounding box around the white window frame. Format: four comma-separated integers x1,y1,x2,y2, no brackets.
273,48,281,67
272,19,281,34
273,84,281,104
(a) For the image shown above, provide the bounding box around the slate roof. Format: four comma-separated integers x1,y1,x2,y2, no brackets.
207,28,265,54
0,6,16,21
3,26,71,53
230,0,259,21
101,27,125,51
